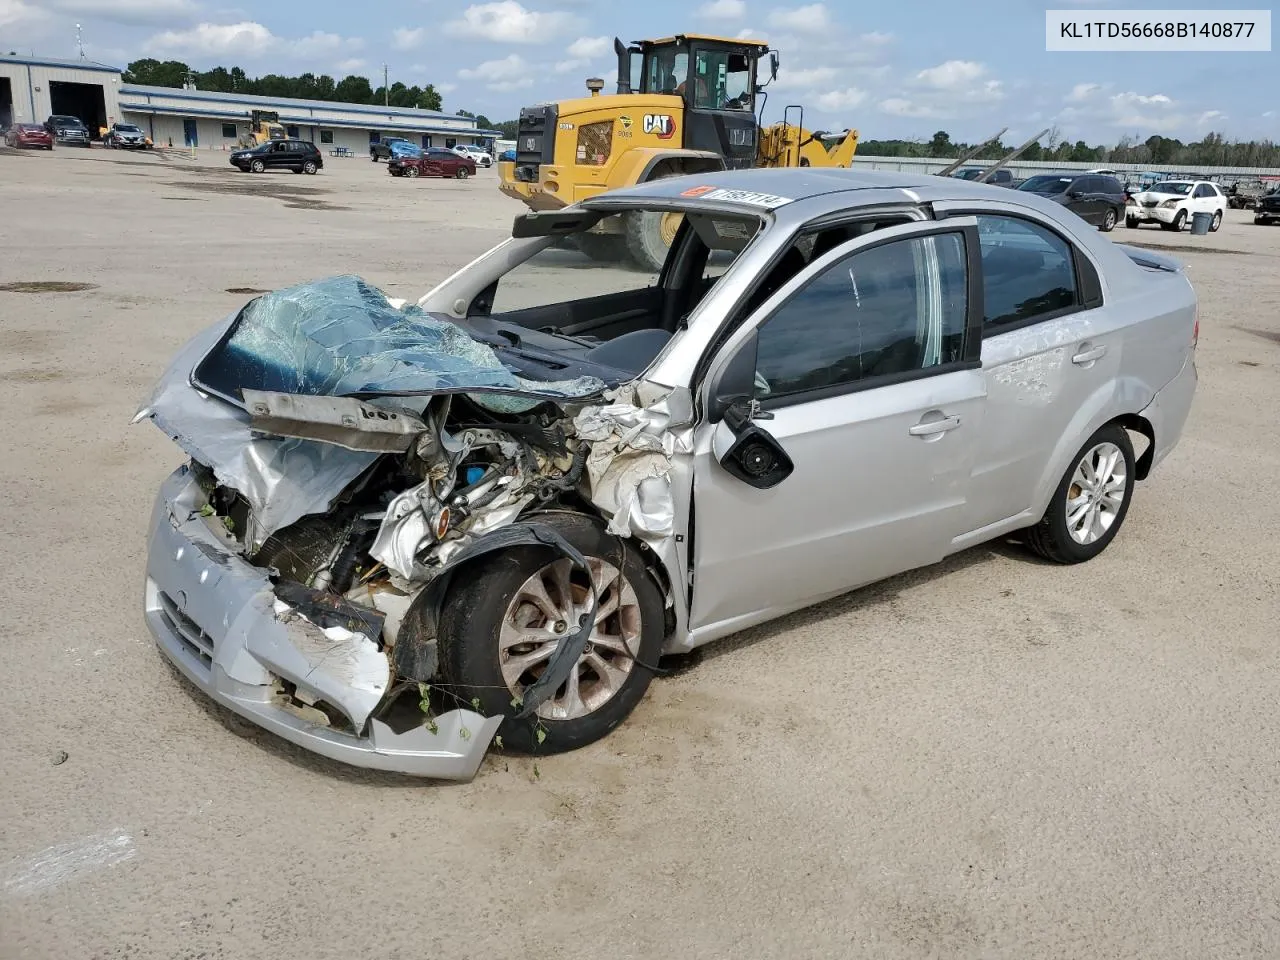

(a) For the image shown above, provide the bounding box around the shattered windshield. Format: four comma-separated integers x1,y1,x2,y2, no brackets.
192,275,606,407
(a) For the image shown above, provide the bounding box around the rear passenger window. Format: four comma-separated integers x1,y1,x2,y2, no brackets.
975,216,1079,331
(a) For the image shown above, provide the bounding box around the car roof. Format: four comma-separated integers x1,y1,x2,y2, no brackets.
594,167,1084,210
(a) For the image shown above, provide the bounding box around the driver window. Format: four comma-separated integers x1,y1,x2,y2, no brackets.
753,233,969,401
691,50,752,110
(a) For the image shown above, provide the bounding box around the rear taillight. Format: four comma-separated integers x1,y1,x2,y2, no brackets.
1192,311,1199,349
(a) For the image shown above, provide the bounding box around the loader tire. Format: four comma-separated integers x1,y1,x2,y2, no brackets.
623,170,686,271
576,233,626,263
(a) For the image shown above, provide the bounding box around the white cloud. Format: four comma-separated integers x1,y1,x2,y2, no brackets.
1065,82,1102,102
459,53,534,91
736,26,761,38
915,59,986,89
437,82,458,94
1197,110,1226,126
144,21,364,62
566,35,609,58
815,87,866,111
879,97,941,119
45,0,196,25
291,31,358,58
699,0,746,19
146,21,275,56
443,2,581,43
860,31,893,45
0,0,50,29
391,27,425,51
771,65,839,91
336,58,365,73
767,3,831,34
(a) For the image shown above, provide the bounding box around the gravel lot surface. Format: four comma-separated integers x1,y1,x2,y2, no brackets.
1,146,1277,960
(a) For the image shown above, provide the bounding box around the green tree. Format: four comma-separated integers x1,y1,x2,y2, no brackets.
419,84,443,110
334,74,375,103
123,58,191,87
928,130,952,157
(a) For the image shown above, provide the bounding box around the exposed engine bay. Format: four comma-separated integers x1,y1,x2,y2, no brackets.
136,274,682,772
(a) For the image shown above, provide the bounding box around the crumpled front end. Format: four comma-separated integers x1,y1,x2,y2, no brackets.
145,466,501,778
137,276,687,779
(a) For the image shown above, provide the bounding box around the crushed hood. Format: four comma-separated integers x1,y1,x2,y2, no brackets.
134,275,609,550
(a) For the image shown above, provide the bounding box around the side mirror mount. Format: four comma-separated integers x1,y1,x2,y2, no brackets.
707,332,793,490
713,399,794,490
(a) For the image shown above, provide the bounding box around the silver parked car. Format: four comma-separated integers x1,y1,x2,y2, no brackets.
137,170,1198,780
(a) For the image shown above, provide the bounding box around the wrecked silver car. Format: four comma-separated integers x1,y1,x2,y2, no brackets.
139,169,1198,780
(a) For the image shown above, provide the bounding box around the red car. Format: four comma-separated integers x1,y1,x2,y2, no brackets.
4,123,54,150
388,147,476,179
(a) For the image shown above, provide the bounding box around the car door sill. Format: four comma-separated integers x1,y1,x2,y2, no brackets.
949,508,1040,551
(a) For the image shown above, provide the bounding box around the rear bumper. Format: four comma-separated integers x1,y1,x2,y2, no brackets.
1139,351,1197,474
143,465,501,780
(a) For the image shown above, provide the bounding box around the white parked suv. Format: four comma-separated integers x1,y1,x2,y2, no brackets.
1127,179,1226,232
452,144,492,167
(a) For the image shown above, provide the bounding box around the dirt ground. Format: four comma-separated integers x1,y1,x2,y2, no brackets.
1,145,1278,960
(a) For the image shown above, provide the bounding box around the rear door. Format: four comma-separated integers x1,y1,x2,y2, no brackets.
688,219,987,634
931,209,1122,535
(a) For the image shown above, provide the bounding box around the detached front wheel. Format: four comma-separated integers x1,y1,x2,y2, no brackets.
437,515,665,753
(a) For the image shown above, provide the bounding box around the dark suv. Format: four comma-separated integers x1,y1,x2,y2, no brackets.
1255,188,1280,225
370,137,415,161
1016,172,1127,231
45,115,91,147
229,139,323,174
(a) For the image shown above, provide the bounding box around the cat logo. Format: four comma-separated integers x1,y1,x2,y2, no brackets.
618,115,633,129
642,114,676,139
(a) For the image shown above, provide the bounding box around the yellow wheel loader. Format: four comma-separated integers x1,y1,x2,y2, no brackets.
497,34,859,269
236,110,287,149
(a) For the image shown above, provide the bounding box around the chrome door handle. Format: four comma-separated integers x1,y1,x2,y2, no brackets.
909,415,961,437
1072,345,1107,364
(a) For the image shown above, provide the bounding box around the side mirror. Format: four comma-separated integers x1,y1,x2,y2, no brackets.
770,52,780,81
707,332,793,490
713,400,794,490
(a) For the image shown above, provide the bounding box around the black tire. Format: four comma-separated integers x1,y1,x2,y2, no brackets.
303,159,317,175
291,166,302,174
1162,209,1186,232
437,513,665,754
1209,209,1222,232
1126,216,1139,228
1100,208,1118,232
1024,424,1136,565
624,209,674,271
250,159,265,173
371,152,379,162
455,167,470,179
404,166,419,178
576,232,626,262
1256,217,1269,226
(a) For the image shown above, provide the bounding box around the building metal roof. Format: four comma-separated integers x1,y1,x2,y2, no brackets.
120,84,465,123
0,53,123,73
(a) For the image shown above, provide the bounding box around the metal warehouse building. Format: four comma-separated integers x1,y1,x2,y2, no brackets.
0,54,123,131
1,53,496,154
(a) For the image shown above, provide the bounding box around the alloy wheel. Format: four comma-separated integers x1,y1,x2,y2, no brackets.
499,557,642,721
1065,441,1128,545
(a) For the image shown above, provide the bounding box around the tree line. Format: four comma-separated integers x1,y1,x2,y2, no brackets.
122,58,492,126
861,128,1280,168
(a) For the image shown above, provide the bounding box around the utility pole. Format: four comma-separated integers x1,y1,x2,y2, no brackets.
384,64,389,106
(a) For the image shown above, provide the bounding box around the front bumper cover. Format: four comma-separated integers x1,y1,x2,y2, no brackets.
1129,204,1182,224
143,465,501,779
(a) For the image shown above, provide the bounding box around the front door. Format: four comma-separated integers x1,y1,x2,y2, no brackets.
183,118,198,147
689,219,987,635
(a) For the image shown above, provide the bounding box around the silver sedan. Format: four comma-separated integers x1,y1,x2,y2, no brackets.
137,169,1198,779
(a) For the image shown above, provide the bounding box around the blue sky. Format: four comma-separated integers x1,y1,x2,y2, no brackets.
2,0,1274,142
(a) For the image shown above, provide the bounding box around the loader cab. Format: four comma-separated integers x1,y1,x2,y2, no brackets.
617,34,775,169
